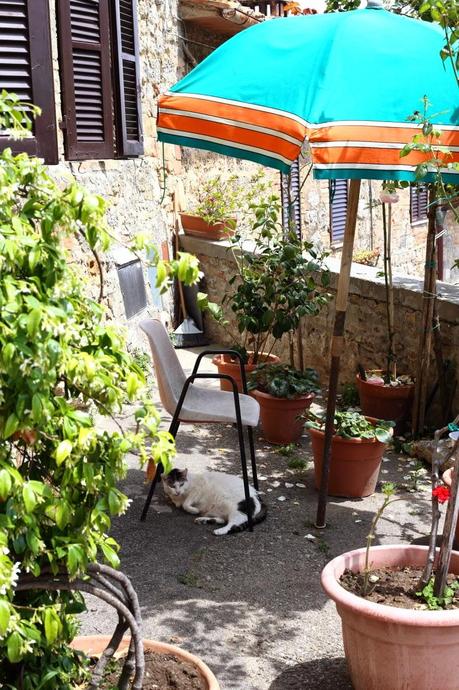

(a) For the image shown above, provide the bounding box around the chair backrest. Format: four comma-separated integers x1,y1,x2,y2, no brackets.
139,319,187,416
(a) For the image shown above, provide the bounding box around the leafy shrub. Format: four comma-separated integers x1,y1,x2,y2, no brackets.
0,94,197,687
248,363,320,399
305,410,394,443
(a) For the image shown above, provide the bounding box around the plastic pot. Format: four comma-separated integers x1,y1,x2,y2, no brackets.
72,635,220,690
356,372,414,435
212,352,280,393
321,544,459,690
179,213,235,240
252,389,315,444
308,418,386,497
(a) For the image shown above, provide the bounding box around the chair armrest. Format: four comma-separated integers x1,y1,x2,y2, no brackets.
191,349,248,393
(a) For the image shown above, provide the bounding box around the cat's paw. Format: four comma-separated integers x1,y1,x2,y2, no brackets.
213,526,230,536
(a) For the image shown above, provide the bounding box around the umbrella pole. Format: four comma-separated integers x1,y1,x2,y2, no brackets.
315,179,361,528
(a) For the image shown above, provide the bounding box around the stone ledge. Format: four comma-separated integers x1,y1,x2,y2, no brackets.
181,234,459,323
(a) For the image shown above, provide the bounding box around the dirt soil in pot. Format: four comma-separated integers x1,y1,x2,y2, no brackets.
98,649,206,690
340,566,459,610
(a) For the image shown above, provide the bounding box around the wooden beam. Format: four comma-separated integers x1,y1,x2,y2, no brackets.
316,178,361,528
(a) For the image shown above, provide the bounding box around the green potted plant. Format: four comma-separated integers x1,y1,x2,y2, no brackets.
321,475,459,690
203,196,331,391
356,188,414,434
305,410,393,497
0,93,218,689
248,364,319,444
179,175,240,240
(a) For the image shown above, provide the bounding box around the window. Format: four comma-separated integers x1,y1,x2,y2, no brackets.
0,0,58,163
410,184,428,224
280,158,302,239
57,0,143,161
0,0,143,163
329,179,348,244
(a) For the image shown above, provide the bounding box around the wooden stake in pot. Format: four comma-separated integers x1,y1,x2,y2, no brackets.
412,187,437,437
316,179,361,528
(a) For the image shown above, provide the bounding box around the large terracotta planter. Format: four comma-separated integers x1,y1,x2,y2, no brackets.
72,635,220,690
252,389,314,444
356,372,414,435
321,544,459,690
443,468,459,550
212,352,280,393
308,418,386,497
180,213,235,241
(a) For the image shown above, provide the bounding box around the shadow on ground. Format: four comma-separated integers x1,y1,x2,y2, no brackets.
82,351,433,689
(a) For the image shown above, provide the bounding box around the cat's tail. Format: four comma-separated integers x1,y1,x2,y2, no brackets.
220,496,267,535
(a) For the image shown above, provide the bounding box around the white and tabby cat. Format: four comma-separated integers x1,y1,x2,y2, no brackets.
162,468,267,535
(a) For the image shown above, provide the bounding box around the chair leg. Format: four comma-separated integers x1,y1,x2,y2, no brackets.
140,419,181,522
140,461,164,522
235,417,253,532
247,426,258,491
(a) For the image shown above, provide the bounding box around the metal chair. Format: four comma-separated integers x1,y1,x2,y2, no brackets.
139,319,260,530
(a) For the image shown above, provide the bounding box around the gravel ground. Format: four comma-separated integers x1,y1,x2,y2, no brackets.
81,347,433,690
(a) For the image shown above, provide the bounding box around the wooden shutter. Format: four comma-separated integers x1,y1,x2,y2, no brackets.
112,0,143,156
0,0,58,163
57,0,114,160
329,179,348,244
410,183,428,223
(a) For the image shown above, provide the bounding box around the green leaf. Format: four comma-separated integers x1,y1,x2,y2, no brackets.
126,372,140,401
27,308,42,337
67,544,84,576
3,412,19,439
43,608,61,644
56,501,71,530
0,600,11,635
22,483,37,513
0,469,12,501
100,541,120,569
108,488,122,515
32,393,43,422
7,631,22,663
55,440,72,466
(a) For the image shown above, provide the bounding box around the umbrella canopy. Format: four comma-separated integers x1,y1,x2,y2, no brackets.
158,4,459,181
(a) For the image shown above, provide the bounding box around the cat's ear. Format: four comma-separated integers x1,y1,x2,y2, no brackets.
182,469,188,480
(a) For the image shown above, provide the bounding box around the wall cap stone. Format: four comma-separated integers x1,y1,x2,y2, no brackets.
181,234,459,323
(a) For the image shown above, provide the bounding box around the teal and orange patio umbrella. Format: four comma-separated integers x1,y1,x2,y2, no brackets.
157,0,459,526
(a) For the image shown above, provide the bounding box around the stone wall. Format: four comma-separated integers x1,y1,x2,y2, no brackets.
181,234,459,419
299,172,458,283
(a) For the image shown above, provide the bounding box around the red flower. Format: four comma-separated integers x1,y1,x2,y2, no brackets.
432,485,451,504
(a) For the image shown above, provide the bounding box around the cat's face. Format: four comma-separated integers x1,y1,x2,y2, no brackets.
162,468,189,502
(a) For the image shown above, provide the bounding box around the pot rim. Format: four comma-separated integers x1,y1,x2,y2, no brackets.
307,416,383,446
356,372,415,390
212,352,279,366
321,544,459,626
252,388,315,403
72,635,220,690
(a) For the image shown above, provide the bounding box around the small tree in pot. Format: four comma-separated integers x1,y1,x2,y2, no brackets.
202,196,331,390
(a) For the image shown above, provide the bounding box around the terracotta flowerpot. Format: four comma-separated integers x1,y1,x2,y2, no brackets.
212,352,280,393
356,372,414,435
321,544,459,690
252,389,315,444
308,418,386,497
179,213,235,241
72,635,220,690
442,468,459,550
